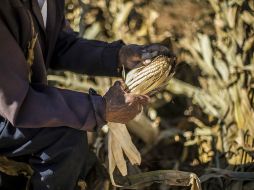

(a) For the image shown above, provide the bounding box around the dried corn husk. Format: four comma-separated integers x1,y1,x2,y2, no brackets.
108,55,176,186
108,123,141,186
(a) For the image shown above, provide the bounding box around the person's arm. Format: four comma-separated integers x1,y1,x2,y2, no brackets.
50,20,125,77
0,18,105,131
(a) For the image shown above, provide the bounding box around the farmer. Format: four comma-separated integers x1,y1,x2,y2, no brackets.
0,0,170,189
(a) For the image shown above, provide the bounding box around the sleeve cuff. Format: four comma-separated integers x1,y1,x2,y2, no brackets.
101,40,125,77
86,88,107,131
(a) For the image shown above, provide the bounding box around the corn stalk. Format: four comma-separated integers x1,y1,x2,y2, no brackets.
167,0,254,165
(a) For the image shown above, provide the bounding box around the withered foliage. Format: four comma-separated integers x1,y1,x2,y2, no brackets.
1,0,254,190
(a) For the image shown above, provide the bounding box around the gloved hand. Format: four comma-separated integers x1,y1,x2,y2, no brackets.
104,81,149,124
118,44,174,69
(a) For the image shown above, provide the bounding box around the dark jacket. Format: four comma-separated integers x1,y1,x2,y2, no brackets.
0,0,124,131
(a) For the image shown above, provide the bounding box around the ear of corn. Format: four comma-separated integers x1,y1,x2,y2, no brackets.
108,55,176,186
125,55,176,95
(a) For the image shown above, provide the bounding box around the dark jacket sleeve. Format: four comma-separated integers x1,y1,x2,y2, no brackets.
50,22,125,77
0,18,106,131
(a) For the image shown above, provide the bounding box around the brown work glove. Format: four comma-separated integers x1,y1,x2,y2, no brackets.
104,81,149,124
119,44,173,69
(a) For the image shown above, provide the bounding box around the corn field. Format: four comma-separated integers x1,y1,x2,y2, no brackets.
2,0,252,190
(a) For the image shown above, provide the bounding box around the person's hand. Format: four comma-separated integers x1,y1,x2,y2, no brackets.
118,44,174,70
103,81,149,124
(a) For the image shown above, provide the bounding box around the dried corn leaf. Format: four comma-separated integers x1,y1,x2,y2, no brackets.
208,0,220,12
226,6,237,28
120,170,201,190
198,34,213,70
243,36,254,52
249,0,254,11
200,168,254,182
0,156,33,176
241,11,254,25
214,58,229,81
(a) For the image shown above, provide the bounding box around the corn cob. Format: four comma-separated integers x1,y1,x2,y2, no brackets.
108,55,176,186
125,55,176,95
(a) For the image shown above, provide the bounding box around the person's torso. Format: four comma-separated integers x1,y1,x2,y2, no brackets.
0,0,65,84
